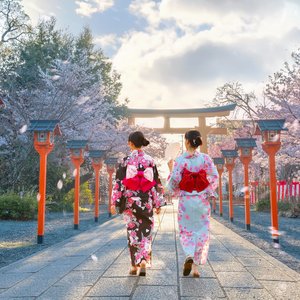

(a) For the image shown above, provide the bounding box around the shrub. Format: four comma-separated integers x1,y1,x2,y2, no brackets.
255,199,270,212
256,199,297,217
0,192,37,220
277,202,292,212
63,182,93,211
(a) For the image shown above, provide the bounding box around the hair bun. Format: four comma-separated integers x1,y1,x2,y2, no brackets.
143,139,150,146
185,130,202,148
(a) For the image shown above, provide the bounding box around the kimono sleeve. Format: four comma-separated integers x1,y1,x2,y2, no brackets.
151,164,165,208
203,154,219,197
166,157,184,195
112,159,127,206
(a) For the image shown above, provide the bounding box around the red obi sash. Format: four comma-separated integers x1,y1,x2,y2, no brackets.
179,169,209,193
122,166,156,192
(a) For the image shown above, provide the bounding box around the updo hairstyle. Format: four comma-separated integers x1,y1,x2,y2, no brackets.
128,131,150,148
185,130,203,148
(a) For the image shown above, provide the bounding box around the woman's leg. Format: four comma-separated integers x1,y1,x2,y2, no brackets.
179,195,211,275
125,213,153,266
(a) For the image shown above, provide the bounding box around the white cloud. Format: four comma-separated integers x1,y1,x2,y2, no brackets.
129,0,161,28
113,0,300,109
75,0,114,17
23,0,56,24
95,34,118,49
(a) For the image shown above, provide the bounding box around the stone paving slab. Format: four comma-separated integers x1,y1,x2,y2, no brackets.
224,288,274,300
0,200,299,299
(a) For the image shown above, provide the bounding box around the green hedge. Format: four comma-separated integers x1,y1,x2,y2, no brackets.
255,199,270,211
62,182,93,212
255,199,292,212
0,193,37,220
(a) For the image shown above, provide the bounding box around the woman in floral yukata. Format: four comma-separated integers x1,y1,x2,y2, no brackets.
167,130,218,277
111,131,163,276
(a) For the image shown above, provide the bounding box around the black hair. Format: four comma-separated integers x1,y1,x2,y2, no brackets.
128,131,150,148
185,130,203,148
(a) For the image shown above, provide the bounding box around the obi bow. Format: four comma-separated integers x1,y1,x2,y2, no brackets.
179,169,209,193
122,165,156,192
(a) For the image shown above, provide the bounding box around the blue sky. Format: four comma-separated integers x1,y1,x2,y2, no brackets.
23,0,300,114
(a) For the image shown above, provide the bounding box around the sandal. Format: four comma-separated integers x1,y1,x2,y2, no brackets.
192,263,200,278
129,266,137,275
183,257,193,276
139,261,146,276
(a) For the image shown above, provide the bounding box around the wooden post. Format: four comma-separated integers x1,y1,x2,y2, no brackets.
92,162,102,222
218,170,223,216
240,158,251,230
107,167,115,217
35,144,53,244
71,155,84,229
227,165,234,222
263,144,281,243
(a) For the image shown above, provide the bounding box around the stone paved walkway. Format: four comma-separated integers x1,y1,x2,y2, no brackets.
0,201,299,299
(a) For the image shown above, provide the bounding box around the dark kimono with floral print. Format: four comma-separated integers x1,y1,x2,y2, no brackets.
112,150,164,266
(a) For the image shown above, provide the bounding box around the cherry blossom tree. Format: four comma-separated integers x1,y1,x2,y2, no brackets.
0,0,31,45
210,48,300,183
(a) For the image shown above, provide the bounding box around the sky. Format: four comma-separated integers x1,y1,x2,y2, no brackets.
22,0,300,114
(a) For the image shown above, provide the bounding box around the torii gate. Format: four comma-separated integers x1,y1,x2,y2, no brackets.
127,103,236,153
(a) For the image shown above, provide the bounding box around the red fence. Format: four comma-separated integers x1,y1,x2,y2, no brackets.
250,181,300,204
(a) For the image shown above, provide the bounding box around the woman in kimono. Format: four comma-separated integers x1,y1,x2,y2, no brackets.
167,130,218,277
111,131,163,276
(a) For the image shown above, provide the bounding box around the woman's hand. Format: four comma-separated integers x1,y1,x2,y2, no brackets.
167,159,174,172
111,205,117,215
155,207,161,214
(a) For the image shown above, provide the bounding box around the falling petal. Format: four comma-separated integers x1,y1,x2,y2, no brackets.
273,243,280,249
52,75,60,81
37,193,41,202
91,255,98,262
19,125,28,134
73,169,77,177
57,180,63,190
62,172,66,179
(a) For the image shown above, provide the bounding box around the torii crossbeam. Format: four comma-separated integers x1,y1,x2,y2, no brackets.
127,103,236,153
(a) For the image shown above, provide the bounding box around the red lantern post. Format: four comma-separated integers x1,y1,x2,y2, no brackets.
235,138,257,230
255,119,287,243
213,158,225,216
29,120,61,244
89,150,106,222
105,158,119,217
67,140,88,229
221,150,238,222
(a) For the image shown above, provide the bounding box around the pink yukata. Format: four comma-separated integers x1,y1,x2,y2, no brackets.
112,150,164,266
167,151,218,265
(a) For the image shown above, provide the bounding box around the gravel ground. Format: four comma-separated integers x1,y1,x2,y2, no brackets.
0,205,112,269
212,203,300,273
